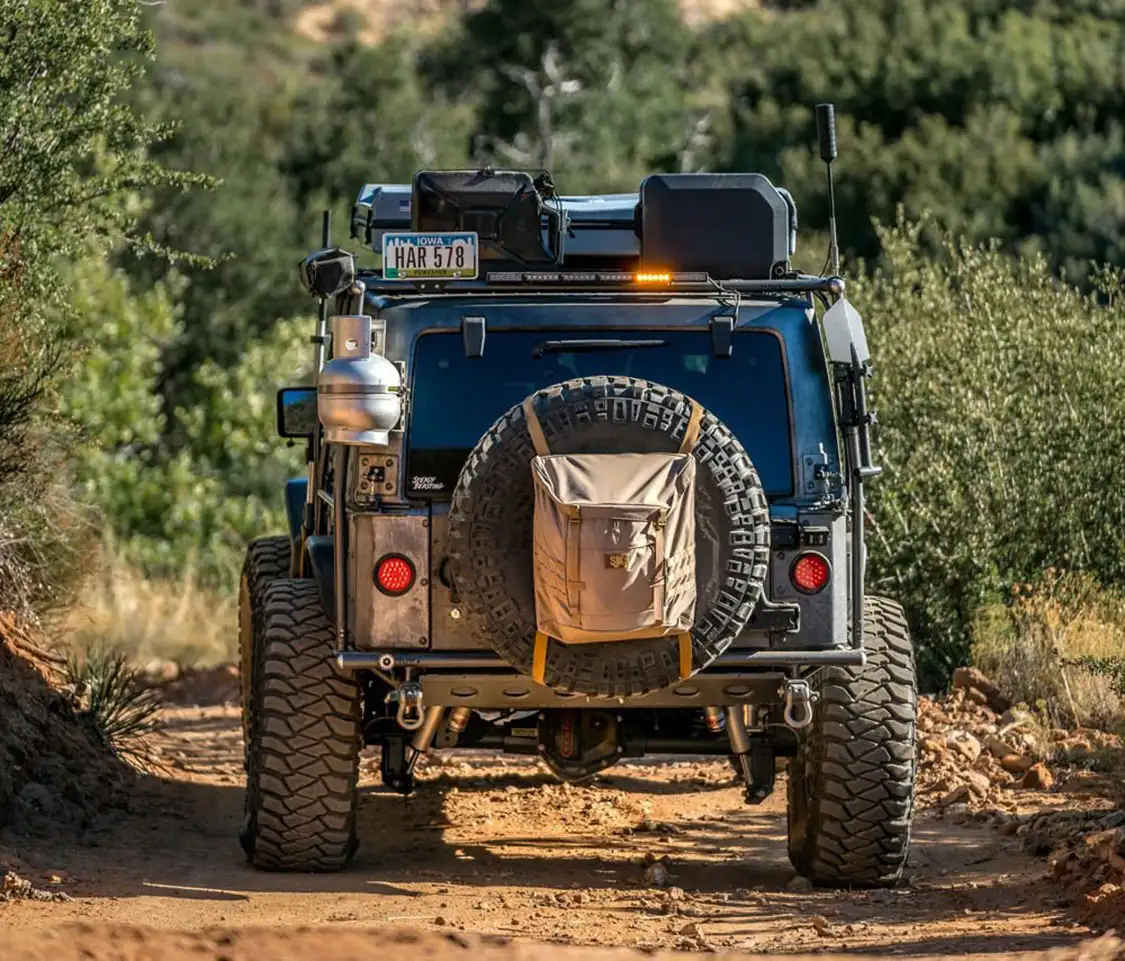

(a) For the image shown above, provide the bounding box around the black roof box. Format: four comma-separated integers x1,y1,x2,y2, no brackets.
639,173,791,280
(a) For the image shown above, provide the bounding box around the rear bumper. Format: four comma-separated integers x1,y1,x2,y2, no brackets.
335,647,863,711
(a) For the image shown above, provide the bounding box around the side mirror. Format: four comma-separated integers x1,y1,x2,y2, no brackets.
277,386,318,438
299,248,357,299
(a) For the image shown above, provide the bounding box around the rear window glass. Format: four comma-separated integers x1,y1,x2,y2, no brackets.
407,330,793,497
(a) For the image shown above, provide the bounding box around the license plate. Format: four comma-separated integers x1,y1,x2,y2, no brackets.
382,232,478,280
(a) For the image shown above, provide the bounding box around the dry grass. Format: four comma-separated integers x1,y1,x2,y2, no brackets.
59,551,236,669
971,571,1125,733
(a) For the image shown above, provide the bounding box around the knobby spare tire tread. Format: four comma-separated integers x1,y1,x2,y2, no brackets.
786,595,917,888
238,535,291,753
448,376,771,698
241,579,361,872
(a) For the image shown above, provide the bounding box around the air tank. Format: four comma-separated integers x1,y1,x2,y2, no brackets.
317,313,402,446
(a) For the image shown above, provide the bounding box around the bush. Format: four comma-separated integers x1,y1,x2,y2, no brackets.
859,219,1125,688
971,571,1125,730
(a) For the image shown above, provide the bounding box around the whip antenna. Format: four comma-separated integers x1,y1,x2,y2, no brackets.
816,103,840,276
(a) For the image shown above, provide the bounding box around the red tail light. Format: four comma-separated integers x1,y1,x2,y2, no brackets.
791,552,830,594
375,554,416,596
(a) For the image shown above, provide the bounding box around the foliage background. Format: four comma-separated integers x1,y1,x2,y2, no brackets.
2,0,1124,688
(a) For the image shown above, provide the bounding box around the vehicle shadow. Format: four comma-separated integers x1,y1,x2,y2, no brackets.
8,757,1068,945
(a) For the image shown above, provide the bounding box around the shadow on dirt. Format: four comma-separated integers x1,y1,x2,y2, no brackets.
2,708,1086,956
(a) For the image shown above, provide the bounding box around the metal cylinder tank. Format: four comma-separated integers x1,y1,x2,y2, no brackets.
318,314,402,446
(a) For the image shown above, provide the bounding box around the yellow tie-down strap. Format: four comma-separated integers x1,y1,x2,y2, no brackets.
531,631,695,685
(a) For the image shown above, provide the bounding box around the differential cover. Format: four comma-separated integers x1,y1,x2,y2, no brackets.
447,376,770,698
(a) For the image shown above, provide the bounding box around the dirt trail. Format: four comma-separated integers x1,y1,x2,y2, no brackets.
2,702,1119,959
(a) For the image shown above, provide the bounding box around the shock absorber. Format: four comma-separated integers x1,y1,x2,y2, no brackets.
703,706,726,733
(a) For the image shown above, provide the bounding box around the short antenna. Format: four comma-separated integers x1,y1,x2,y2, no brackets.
314,209,332,374
815,103,840,276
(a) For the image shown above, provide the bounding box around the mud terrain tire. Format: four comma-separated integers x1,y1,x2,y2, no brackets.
238,536,291,753
240,579,362,872
786,595,917,888
448,376,770,698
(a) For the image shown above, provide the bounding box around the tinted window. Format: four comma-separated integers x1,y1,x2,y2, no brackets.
407,330,792,496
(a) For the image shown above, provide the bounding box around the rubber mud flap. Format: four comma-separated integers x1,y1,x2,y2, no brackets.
448,376,771,698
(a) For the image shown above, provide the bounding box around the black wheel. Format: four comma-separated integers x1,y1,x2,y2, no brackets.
448,376,770,698
238,536,291,753
787,595,917,888
240,579,361,872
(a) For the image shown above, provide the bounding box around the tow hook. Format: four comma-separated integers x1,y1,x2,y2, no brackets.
391,681,425,731
783,678,816,730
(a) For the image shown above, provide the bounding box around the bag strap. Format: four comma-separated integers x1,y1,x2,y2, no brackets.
532,631,550,684
678,633,693,680
523,397,550,457
678,401,703,455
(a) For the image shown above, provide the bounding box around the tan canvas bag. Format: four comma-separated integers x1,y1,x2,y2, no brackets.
523,399,703,683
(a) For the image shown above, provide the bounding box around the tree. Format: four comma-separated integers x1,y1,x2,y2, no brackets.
0,0,203,613
424,0,697,192
696,0,1125,270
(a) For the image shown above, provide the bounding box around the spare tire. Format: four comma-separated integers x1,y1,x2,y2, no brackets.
448,376,770,698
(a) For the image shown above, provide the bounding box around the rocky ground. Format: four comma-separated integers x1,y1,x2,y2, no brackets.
1,642,1123,959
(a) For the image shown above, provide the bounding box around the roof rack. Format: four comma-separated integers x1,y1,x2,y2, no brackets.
355,267,845,299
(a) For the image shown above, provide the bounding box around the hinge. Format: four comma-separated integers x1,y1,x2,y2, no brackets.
710,315,734,358
462,316,487,358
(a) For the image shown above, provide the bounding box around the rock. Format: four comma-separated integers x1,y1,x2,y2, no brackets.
983,735,1017,758
16,781,56,814
938,783,972,808
1098,811,1125,831
965,687,990,707
679,922,705,938
920,737,947,755
811,915,838,938
1000,754,1035,775
143,658,181,682
965,772,992,796
1020,763,1055,791
946,731,982,763
952,667,1010,712
644,860,671,888
787,875,814,892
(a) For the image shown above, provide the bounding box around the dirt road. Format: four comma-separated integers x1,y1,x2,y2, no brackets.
1,704,1119,959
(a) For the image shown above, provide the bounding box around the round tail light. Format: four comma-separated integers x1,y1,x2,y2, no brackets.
791,552,831,594
375,554,416,596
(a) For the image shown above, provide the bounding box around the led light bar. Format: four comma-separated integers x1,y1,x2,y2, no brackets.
485,270,709,285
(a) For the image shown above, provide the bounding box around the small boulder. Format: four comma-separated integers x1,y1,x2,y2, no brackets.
1019,763,1055,791
946,731,982,763
1000,754,1035,775
952,666,1010,712
965,771,992,797
939,784,972,808
983,735,1017,759
787,875,814,892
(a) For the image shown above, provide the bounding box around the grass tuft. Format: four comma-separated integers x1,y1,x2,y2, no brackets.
971,571,1125,732
65,647,163,769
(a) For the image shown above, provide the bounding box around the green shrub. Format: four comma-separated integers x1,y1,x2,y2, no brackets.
859,219,1125,687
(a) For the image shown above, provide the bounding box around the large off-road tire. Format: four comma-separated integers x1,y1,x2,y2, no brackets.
238,536,291,752
448,376,771,698
240,579,362,872
786,596,917,888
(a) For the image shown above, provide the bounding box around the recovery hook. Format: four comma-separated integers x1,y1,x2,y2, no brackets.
391,681,426,731
783,678,816,730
